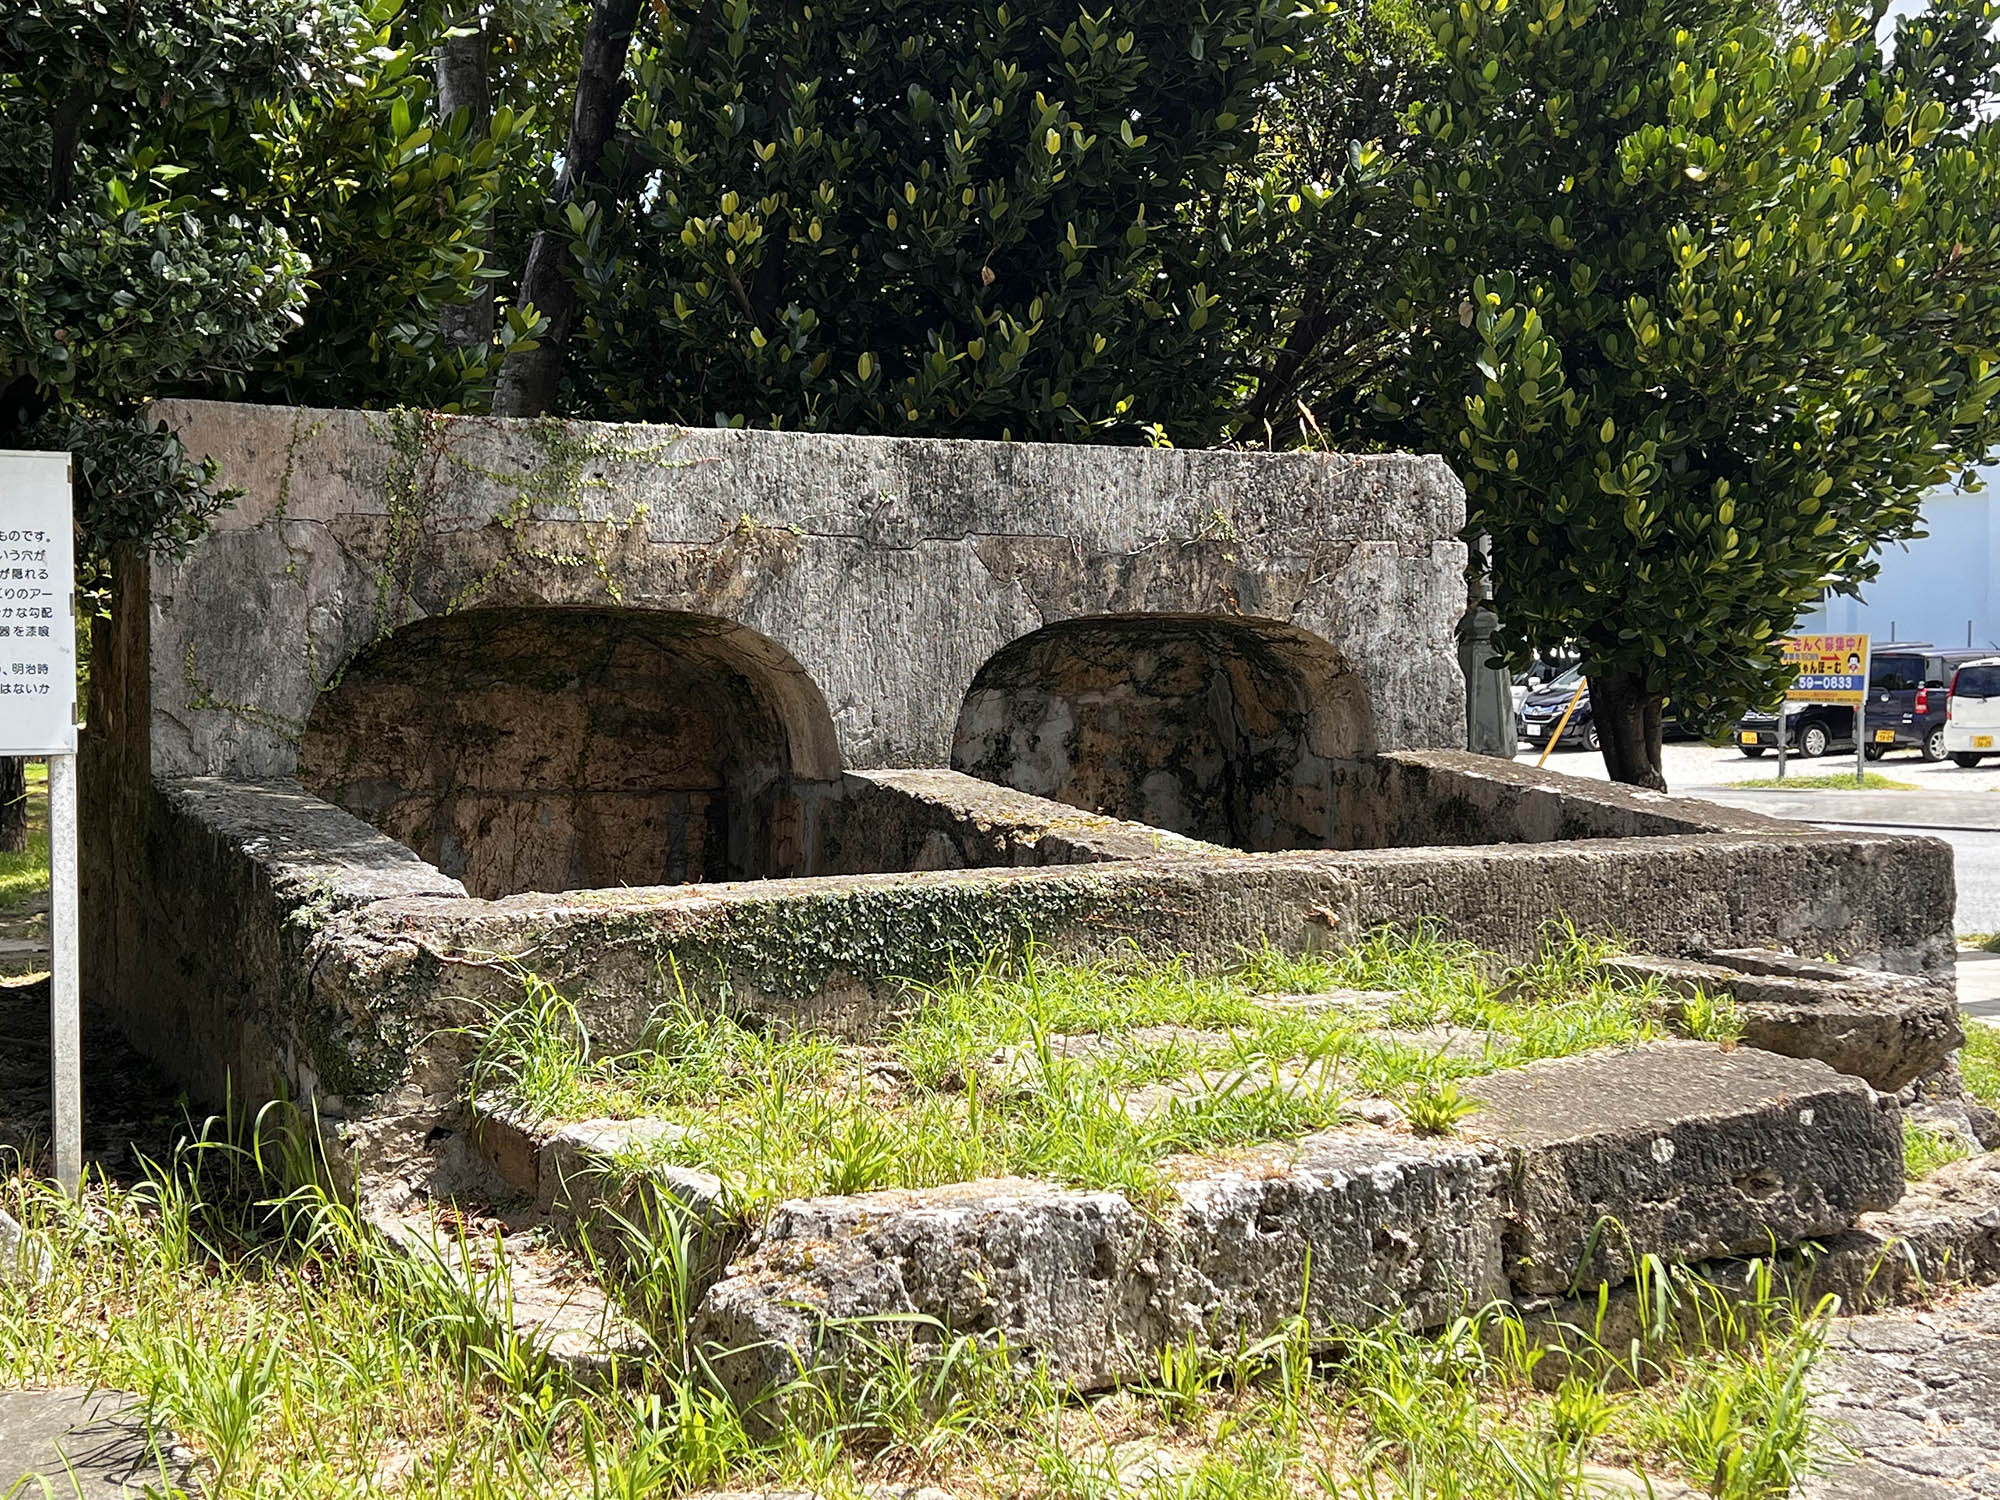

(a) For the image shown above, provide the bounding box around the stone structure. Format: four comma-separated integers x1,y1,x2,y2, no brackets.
80,399,1959,1206
135,400,1461,871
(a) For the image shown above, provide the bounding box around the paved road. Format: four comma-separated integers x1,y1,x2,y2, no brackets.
1808,1282,2000,1499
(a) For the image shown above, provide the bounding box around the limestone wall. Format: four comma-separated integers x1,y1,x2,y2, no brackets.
144,400,1469,786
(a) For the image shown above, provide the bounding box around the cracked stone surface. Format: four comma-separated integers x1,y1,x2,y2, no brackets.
1808,1283,2000,1499
144,399,1469,781
0,1390,185,1499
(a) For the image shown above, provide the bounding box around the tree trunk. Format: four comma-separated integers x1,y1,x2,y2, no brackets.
1589,669,1668,790
45,86,93,212
490,0,643,417
0,758,28,854
436,13,495,355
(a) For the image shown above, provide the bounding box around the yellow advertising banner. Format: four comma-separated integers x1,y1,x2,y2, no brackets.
1782,633,1869,705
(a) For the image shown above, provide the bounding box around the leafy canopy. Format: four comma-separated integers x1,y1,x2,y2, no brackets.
0,0,513,562
566,0,1330,442
1368,0,2000,772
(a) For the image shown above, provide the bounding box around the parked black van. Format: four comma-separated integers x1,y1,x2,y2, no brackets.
1863,645,1997,761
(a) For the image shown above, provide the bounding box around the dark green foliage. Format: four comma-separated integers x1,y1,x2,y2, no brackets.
1352,0,2000,782
0,0,517,563
564,0,1327,441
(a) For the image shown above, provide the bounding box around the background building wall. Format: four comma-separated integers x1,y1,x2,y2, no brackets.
1801,481,1999,648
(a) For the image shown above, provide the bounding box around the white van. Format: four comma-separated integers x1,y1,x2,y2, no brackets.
1944,657,2000,766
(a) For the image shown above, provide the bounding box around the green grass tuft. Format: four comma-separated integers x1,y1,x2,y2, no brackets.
1904,1120,1974,1178
1724,771,1917,790
0,759,49,912
1960,1021,2000,1109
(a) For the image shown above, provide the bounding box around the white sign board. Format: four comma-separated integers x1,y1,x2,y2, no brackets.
0,454,74,756
0,451,79,1193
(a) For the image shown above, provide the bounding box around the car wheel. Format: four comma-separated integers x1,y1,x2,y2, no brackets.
1740,747,1766,758
1582,724,1601,752
1953,753,1986,768
1799,722,1830,758
1924,724,1949,762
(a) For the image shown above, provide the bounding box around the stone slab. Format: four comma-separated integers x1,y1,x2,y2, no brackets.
539,1118,738,1290
1157,1129,1504,1348
373,1210,651,1382
1600,953,1962,1092
1810,1152,2000,1308
1806,1281,2000,1500
466,1105,736,1292
0,1390,179,1498
693,1130,1500,1415
1462,1042,1904,1295
840,770,1228,866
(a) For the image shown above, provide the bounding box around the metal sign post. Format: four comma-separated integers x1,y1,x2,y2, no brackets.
1857,637,1871,788
0,454,81,1194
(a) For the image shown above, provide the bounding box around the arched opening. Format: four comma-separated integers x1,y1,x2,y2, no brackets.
300,609,843,898
951,615,1372,851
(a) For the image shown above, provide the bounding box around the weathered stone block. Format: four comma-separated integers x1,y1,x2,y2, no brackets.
1601,953,1963,1092
693,1131,1501,1412
694,1178,1150,1414
1462,1042,1904,1295
1157,1130,1503,1346
541,1119,737,1290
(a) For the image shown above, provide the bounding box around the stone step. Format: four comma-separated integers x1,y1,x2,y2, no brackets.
1597,953,1961,1092
693,1129,1497,1423
1460,1041,1903,1295
468,1106,740,1292
371,1207,652,1383
1505,1151,2000,1391
689,1042,1901,1415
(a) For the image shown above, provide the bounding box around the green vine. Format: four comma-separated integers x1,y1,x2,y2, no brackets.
272,408,330,583
183,408,695,742
184,642,307,740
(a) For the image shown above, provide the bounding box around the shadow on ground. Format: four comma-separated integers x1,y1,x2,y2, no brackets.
0,978,183,1183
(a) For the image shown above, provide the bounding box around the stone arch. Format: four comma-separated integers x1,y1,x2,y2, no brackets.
300,608,843,898
950,614,1373,851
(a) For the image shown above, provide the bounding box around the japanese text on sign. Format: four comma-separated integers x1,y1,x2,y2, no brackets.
1782,633,1870,706
0,456,74,754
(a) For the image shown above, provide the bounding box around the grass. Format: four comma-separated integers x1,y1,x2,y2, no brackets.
470,924,1740,1215
1723,772,1917,791
1961,932,2000,954
1961,1020,2000,1108
0,1117,1840,1500
1903,1120,1974,1178
0,758,48,912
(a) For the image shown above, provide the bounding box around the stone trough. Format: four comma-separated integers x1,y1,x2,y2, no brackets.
68,398,1988,1408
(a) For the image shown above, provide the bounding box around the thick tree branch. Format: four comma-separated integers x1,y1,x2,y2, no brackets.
491,0,644,416
436,11,496,354
45,84,93,212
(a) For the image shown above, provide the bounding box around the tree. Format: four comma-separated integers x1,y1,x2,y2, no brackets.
1358,0,2000,786
1219,0,1443,446
493,0,1330,439
231,1,554,410
490,0,645,416
1,0,505,845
